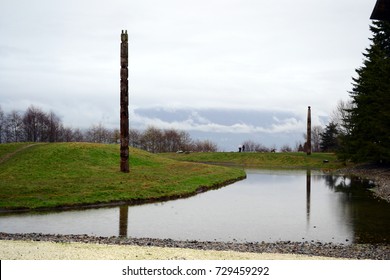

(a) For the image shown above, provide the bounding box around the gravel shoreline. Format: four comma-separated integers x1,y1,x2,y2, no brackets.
339,164,390,202
1,233,389,260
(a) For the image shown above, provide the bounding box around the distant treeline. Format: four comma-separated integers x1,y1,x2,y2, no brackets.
129,126,217,153
0,105,218,152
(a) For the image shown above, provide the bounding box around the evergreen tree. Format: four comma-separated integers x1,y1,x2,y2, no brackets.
343,21,390,163
320,122,339,152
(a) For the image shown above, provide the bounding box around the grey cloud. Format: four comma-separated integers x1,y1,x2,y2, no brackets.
0,0,376,149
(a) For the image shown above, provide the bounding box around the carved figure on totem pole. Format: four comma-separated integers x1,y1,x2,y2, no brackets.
120,30,129,173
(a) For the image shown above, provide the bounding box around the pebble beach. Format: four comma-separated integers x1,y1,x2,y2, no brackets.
1,233,389,260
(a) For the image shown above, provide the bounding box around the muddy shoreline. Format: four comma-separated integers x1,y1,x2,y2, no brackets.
1,232,389,260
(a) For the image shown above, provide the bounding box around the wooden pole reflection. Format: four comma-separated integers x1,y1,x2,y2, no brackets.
119,205,129,237
306,169,311,223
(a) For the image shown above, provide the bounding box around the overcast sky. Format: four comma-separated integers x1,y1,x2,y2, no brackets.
0,0,378,150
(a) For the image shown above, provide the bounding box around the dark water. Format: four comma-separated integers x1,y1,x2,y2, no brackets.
1,169,390,244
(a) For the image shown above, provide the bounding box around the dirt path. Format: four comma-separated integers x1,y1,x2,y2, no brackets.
0,143,44,165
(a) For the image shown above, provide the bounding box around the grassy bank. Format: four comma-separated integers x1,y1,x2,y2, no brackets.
0,143,245,211
161,151,345,170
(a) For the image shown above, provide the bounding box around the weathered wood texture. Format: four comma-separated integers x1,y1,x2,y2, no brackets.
120,30,129,173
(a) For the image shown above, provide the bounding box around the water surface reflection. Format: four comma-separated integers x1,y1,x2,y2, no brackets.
1,169,389,244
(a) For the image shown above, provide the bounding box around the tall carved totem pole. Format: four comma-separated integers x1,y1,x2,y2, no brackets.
306,106,312,156
120,30,129,173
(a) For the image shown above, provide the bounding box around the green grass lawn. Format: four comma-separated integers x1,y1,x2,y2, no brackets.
160,151,346,170
0,143,245,210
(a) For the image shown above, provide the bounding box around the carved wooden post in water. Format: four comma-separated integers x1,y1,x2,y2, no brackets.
306,106,312,155
120,30,129,173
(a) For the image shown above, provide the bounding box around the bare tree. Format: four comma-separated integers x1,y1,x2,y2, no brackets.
129,128,142,148
140,126,163,153
1,105,221,152
23,106,49,142
130,126,216,153
85,123,113,143
163,129,182,152
61,127,74,142
178,130,192,151
112,129,120,144
312,125,323,152
192,139,218,152
72,128,85,142
2,105,65,143
47,111,62,142
330,99,353,135
242,140,270,152
5,110,24,142
241,140,256,152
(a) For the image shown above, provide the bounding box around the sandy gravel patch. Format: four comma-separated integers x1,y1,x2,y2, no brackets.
0,240,338,260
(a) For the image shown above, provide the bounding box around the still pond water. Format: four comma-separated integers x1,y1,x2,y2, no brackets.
1,169,390,244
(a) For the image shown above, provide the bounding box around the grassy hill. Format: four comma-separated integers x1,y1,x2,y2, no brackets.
161,151,346,170
0,143,245,211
